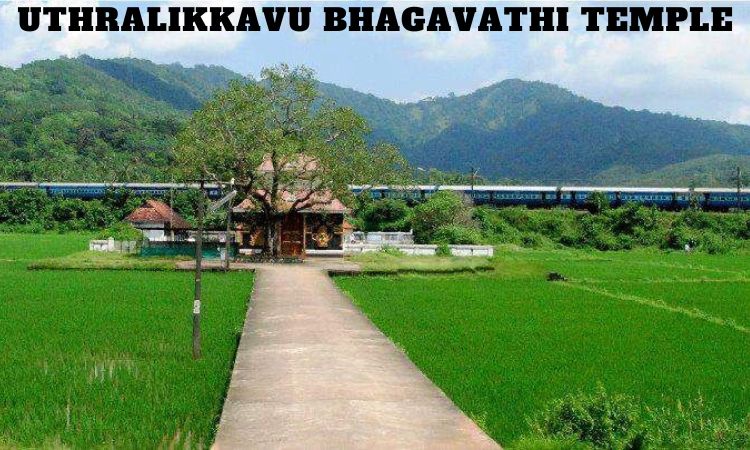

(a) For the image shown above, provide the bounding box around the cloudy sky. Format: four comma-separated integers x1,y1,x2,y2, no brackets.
2,1,749,125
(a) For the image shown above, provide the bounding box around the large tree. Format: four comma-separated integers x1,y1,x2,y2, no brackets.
174,64,407,255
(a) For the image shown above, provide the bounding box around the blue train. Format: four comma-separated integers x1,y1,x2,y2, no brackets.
0,182,225,200
1,182,748,210
351,185,750,210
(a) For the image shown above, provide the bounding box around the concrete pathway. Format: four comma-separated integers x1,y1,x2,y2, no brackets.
213,264,499,449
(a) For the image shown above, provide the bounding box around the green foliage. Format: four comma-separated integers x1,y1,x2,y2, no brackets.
5,56,750,184
585,192,610,214
379,245,406,256
324,78,750,183
475,204,750,254
0,189,132,232
346,252,493,274
96,222,143,241
529,389,750,449
412,191,475,243
358,199,412,232
0,188,229,233
529,387,644,449
0,188,51,225
595,154,750,188
435,243,451,256
0,57,194,182
433,225,483,245
175,64,408,255
643,398,750,448
29,251,186,271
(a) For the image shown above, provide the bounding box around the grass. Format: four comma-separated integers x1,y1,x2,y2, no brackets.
29,250,190,271
0,233,253,448
335,247,750,447
346,252,494,274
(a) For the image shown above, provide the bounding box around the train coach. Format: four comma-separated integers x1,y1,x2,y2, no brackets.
2,182,750,211
0,182,224,199
351,185,750,210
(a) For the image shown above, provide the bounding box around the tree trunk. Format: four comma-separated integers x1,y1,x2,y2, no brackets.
264,215,281,257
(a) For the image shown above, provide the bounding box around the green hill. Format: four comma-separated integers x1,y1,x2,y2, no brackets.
2,56,750,185
594,154,750,187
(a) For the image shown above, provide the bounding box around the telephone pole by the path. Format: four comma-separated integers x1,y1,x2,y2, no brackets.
193,179,205,360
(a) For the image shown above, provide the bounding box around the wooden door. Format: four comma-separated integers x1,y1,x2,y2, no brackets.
280,213,304,256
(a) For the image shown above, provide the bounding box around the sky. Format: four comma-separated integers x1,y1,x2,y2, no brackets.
1,0,749,125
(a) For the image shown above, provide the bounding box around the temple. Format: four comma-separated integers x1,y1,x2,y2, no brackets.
232,190,350,257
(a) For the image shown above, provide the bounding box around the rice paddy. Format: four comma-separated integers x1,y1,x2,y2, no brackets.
335,248,750,447
0,233,253,448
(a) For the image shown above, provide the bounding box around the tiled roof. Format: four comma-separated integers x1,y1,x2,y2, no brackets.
125,200,192,229
234,190,349,214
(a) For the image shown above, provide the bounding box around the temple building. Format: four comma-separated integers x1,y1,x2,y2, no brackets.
232,190,349,257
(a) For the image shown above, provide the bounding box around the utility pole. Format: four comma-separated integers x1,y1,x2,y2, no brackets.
736,166,742,210
470,167,479,202
224,179,234,271
193,179,205,360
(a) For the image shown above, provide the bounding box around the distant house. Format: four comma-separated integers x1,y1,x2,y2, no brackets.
125,199,191,241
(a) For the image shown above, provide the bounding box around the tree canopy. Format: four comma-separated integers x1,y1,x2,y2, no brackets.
174,64,408,254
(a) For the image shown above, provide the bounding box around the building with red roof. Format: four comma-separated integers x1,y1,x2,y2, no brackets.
125,199,191,241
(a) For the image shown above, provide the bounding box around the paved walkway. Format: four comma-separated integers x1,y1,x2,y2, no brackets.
213,264,499,449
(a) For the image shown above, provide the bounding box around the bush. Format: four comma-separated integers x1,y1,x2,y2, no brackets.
358,199,412,232
378,245,405,256
525,389,750,449
586,191,610,214
699,231,734,254
521,232,553,249
531,387,643,449
433,225,483,245
412,191,474,243
0,188,51,225
96,222,143,241
435,243,451,256
528,387,645,449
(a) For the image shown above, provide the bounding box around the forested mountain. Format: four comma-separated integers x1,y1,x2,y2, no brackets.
320,80,750,184
2,56,750,185
593,154,750,187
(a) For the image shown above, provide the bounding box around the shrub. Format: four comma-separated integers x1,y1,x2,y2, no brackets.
97,222,143,241
699,231,734,254
586,191,610,214
412,191,474,243
435,243,451,257
359,199,412,232
521,232,553,249
0,188,51,225
526,390,750,449
433,225,483,245
378,245,405,256
528,387,644,449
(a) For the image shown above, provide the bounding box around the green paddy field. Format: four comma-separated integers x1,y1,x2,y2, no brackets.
0,234,253,448
336,248,750,447
3,232,749,448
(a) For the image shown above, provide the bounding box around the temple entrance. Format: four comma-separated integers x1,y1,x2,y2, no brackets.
279,213,304,256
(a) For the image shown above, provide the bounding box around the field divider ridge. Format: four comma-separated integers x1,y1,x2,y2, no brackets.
562,282,750,335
